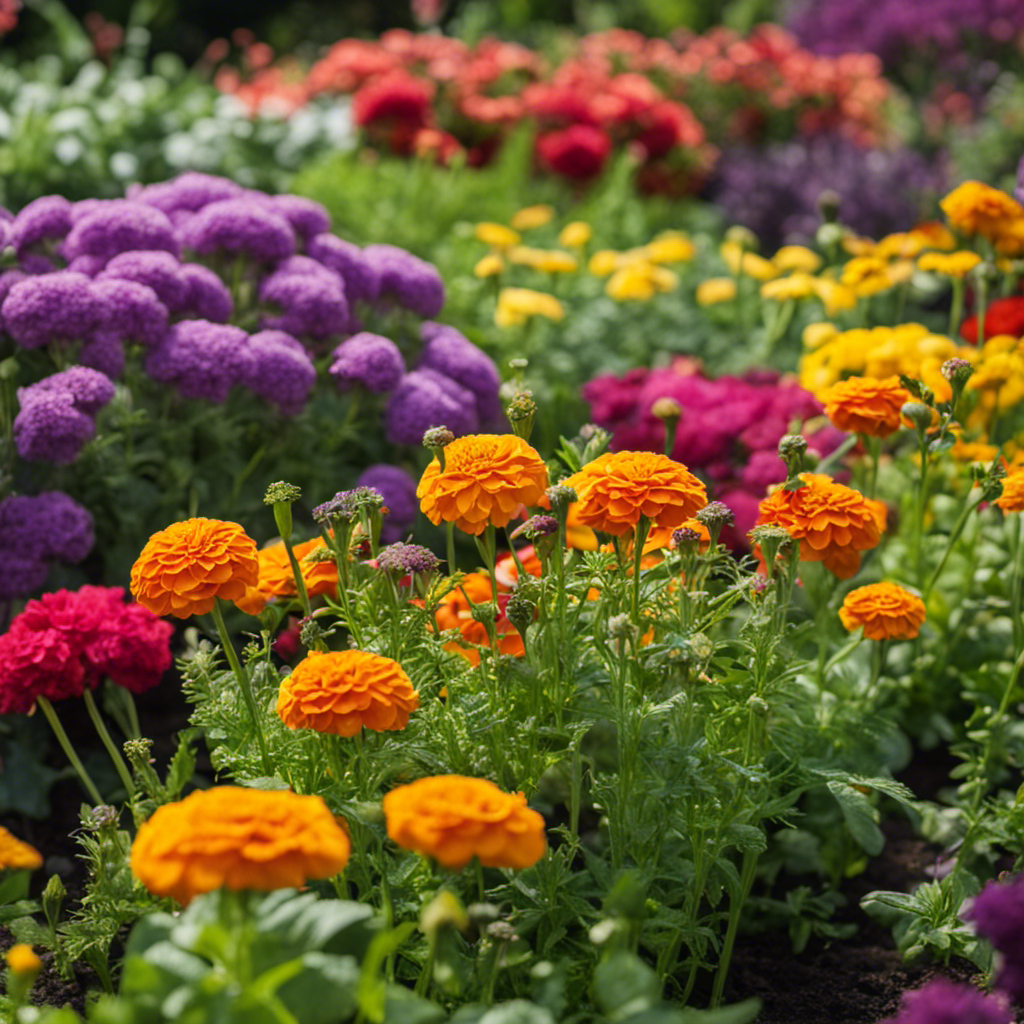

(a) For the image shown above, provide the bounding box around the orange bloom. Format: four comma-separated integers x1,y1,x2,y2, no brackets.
940,181,1024,240
417,434,549,536
277,650,419,736
382,774,547,870
755,474,886,579
997,470,1024,513
430,572,524,665
130,787,350,904
562,451,707,536
130,518,259,618
822,376,913,438
236,537,338,615
0,827,42,871
839,582,926,640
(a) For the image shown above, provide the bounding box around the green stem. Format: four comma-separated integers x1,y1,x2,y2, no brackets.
212,599,272,776
949,277,965,338
282,538,312,618
710,848,759,1007
445,522,457,577
82,690,135,800
37,697,103,805
632,517,651,627
922,489,983,599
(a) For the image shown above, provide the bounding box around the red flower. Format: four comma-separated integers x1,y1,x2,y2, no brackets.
960,296,1024,344
0,587,172,713
353,71,434,155
537,125,612,181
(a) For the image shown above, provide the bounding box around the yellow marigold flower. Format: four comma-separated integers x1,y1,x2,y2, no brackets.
874,233,926,261
130,518,258,619
823,376,912,437
761,272,816,301
606,262,678,301
696,277,737,306
563,450,708,537
474,254,504,278
131,787,351,904
994,218,1024,256
0,827,42,871
559,221,592,248
474,223,520,251
494,288,565,327
912,221,957,251
720,241,778,281
804,322,840,350
277,650,419,736
969,348,1024,412
842,235,877,257
917,251,982,278
508,246,577,273
841,256,893,296
772,245,822,274
812,277,858,315
643,231,695,264
510,205,554,231
839,583,926,640
383,774,547,870
997,470,1024,512
5,945,41,976
588,249,621,276
940,181,1024,239
888,259,916,285
417,433,549,536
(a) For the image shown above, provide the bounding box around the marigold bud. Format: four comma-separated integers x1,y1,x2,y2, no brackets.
901,401,934,431
651,397,682,422
941,357,974,386
422,425,455,450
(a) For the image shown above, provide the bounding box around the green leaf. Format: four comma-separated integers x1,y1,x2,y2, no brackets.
276,953,360,1024
0,900,40,925
0,871,31,903
165,729,198,799
123,911,177,957
476,1001,555,1024
593,952,662,1022
826,782,884,855
358,922,417,1023
677,999,761,1024
379,985,446,1024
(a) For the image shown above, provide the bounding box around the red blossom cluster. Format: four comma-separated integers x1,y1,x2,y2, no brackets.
0,586,173,714
214,24,891,192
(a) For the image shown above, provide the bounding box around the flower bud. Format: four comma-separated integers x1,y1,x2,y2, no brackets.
671,526,703,555
511,514,559,541
816,222,845,248
545,483,577,518
651,397,682,422
818,189,841,223
725,225,758,251
777,434,808,460
421,889,469,937
941,357,974,387
506,389,537,442
901,401,934,431
264,481,302,542
695,501,734,548
422,425,455,450
607,613,636,642
505,590,536,639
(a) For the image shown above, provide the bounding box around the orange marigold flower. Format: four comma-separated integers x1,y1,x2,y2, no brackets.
563,451,707,536
130,518,259,618
755,473,886,579
940,181,1024,240
0,827,42,871
5,944,41,976
997,470,1024,513
822,376,913,438
839,582,926,640
277,650,419,736
382,774,546,870
430,572,524,665
130,786,350,904
417,434,549,536
236,537,338,615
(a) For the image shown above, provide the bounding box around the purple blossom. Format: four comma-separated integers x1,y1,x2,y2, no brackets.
18,254,59,275
376,543,438,574
92,279,168,348
133,172,245,216
66,255,108,277
965,875,1024,1002
64,200,179,262
307,234,381,304
13,389,96,463
1,271,102,349
356,464,419,543
99,250,188,310
419,321,502,424
145,320,255,402
385,369,478,446
245,330,317,415
365,243,445,318
259,267,348,339
740,449,786,492
178,263,233,322
879,978,1012,1024
10,196,72,257
330,333,405,393
180,199,296,264
258,195,331,241
79,335,127,378
22,366,115,416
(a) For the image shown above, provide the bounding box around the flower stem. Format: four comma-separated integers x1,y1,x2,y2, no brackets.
82,690,135,799
37,697,103,805
632,517,651,626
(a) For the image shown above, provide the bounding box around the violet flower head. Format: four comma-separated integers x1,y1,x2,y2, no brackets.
10,195,73,257
356,464,418,542
307,234,381,304
364,243,445,317
385,369,478,446
246,330,317,416
259,195,331,242
99,250,188,310
312,486,386,524
134,172,245,216
376,543,439,574
64,200,179,263
965,875,1024,1003
66,255,107,277
879,978,1012,1024
31,490,96,563
330,333,405,393
24,366,115,416
79,335,126,379
145,320,255,403
180,199,296,264
178,263,233,322
92,279,169,348
259,267,349,339
2,271,102,349
14,390,96,463
419,321,502,424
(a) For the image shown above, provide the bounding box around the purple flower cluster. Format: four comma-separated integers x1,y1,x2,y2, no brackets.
330,333,406,393
356,464,419,543
260,261,349,339
879,978,1012,1024
364,244,445,318
0,491,95,600
14,367,115,463
584,361,843,545
965,875,1024,1003
712,135,945,251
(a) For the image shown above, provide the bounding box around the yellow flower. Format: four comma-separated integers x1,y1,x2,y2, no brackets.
969,345,1024,413
6,945,41,977
874,232,926,260
696,277,737,306
994,217,1024,256
606,262,678,301
940,181,1024,239
912,221,957,251
589,249,621,276
510,205,554,231
841,256,893,296
494,288,565,327
761,272,816,301
917,251,982,278
803,322,839,350
474,253,504,278
509,246,577,273
772,245,822,274
720,241,778,281
559,221,592,248
811,278,857,315
842,236,877,257
950,436,1000,463
643,231,695,264
474,222,520,251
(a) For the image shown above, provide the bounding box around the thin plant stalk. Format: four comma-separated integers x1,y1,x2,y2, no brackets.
82,690,135,799
36,697,103,805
